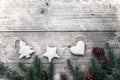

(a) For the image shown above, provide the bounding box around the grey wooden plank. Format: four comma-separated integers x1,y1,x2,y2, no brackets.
0,0,119,31
0,0,120,80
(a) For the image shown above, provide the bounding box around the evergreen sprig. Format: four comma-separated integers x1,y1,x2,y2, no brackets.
67,59,83,80
89,58,107,80
104,75,114,80
101,42,117,75
105,43,116,69
0,62,7,76
0,61,22,80
18,55,48,80
60,73,68,80
48,62,54,80
6,68,23,80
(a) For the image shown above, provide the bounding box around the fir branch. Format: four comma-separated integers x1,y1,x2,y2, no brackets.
0,61,22,80
0,62,7,76
104,75,114,80
25,65,34,80
18,63,27,73
48,62,54,80
67,59,76,80
102,42,116,75
104,42,116,69
40,70,48,80
89,58,107,80
33,55,42,78
67,59,83,80
112,55,120,80
17,55,48,80
60,73,68,80
6,69,23,80
74,66,84,80
90,58,98,67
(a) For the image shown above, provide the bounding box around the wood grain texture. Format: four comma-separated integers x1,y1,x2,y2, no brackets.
0,0,120,80
0,0,119,31
0,32,115,64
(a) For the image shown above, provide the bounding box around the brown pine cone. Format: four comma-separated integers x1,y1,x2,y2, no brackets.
84,71,92,80
92,46,105,60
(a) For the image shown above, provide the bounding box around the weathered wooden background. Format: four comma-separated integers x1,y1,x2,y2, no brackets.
0,0,120,80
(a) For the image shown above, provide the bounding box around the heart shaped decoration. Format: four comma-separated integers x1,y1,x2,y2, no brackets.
70,41,85,55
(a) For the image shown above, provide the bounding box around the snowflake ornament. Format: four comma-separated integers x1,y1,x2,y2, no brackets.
42,46,60,62
17,40,35,59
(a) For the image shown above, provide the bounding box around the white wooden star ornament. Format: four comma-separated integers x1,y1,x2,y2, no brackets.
42,46,60,62
17,40,35,59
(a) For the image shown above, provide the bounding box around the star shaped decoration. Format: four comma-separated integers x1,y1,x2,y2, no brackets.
42,46,60,62
18,40,35,59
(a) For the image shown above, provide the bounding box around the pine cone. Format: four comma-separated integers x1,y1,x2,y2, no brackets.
84,71,92,80
92,46,105,60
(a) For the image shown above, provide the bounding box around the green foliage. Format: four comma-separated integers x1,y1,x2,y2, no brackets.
104,43,116,72
103,43,115,69
74,66,84,80
0,62,7,75
48,62,54,80
117,56,120,69
60,73,68,80
104,75,114,80
33,56,41,78
0,61,22,80
89,58,98,67
91,42,120,80
67,59,84,80
112,55,120,80
25,65,35,80
18,63,27,73
0,56,49,80
90,68,107,80
6,68,23,80
67,59,75,79
18,55,48,80
89,58,107,80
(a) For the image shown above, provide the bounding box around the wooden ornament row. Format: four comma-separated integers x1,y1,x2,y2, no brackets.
16,35,86,63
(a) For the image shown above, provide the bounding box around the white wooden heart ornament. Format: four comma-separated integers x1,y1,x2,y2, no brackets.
70,41,85,55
